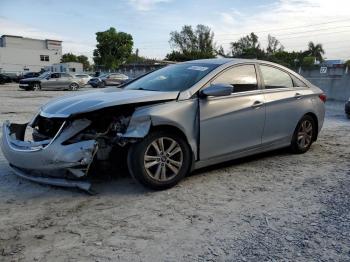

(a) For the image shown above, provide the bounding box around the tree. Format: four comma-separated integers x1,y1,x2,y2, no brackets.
61,53,91,71
302,56,316,68
61,53,78,63
230,32,264,59
266,35,284,54
76,55,91,71
93,27,133,70
306,42,325,62
166,24,216,61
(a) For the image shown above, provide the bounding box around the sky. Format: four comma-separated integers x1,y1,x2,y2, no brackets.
1,0,350,61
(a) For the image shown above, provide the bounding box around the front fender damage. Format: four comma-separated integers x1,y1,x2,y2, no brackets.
122,100,198,159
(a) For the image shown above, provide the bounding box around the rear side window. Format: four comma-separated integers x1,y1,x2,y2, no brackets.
61,73,71,78
260,65,293,89
212,65,258,93
291,75,307,87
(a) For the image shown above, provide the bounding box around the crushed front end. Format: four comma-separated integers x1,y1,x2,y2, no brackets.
0,110,133,192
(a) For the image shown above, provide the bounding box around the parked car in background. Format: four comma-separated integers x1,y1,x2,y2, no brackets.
345,98,350,119
0,73,12,84
1,59,326,192
19,72,84,91
3,73,21,83
74,73,92,85
21,72,41,80
88,73,129,88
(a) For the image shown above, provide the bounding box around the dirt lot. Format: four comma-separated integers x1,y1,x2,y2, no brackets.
0,83,349,261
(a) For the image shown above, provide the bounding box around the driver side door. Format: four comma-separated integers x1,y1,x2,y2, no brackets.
199,64,266,161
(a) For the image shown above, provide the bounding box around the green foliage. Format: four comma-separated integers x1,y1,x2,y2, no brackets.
345,60,350,67
166,24,216,61
61,53,91,71
266,35,284,54
302,56,316,68
225,33,323,69
93,27,133,70
61,53,77,63
230,32,261,58
306,42,325,62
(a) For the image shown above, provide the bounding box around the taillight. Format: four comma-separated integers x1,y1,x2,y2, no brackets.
319,93,327,103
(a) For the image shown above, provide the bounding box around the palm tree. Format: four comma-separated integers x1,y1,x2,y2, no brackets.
307,42,325,62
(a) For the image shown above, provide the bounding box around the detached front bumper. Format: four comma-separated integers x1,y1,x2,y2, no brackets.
0,119,97,191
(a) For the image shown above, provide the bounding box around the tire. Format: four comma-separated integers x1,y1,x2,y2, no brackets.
69,83,79,91
290,115,316,154
32,82,41,91
127,130,192,190
99,81,106,88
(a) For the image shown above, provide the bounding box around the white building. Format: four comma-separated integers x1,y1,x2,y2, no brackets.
45,62,83,73
0,35,62,73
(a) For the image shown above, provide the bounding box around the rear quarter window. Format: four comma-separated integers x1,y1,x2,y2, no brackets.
260,65,293,89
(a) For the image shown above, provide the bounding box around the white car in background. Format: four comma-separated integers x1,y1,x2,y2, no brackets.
74,74,92,85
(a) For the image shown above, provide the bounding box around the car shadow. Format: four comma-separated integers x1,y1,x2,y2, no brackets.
92,147,292,196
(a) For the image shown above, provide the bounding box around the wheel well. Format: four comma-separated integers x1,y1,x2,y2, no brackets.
150,125,188,142
149,124,196,164
304,112,318,141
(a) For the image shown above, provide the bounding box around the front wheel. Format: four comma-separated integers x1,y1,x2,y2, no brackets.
290,115,315,154
99,81,106,88
32,83,41,91
127,131,192,190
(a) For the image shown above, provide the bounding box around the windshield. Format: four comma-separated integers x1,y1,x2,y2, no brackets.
125,63,218,92
38,72,50,79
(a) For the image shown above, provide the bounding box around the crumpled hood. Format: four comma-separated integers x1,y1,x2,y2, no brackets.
40,87,179,117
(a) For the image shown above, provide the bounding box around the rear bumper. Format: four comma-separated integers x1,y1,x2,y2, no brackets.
1,119,97,191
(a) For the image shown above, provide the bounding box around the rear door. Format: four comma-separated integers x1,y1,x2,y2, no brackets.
41,73,59,89
199,64,266,160
259,64,312,145
59,73,72,89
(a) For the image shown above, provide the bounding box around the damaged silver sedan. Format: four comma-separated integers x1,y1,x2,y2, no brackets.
1,59,326,192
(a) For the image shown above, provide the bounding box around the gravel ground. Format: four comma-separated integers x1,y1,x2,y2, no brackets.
0,83,349,261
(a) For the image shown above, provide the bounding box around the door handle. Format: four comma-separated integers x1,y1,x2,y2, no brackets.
294,93,302,99
252,100,264,108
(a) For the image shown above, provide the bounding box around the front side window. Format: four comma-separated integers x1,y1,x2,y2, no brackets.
260,65,293,89
211,64,258,93
50,73,60,78
125,63,218,92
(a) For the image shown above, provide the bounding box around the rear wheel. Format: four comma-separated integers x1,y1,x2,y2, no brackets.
69,83,79,91
291,115,315,154
127,131,192,190
32,83,41,91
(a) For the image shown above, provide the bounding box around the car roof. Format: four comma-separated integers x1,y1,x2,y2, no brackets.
181,58,258,65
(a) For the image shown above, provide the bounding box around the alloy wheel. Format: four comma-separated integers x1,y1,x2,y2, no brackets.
33,83,40,91
143,137,183,182
297,120,313,149
70,83,78,91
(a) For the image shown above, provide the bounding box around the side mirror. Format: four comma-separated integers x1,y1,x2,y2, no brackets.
200,83,233,97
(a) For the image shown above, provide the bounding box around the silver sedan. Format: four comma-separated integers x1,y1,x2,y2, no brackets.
19,72,84,91
1,59,326,192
